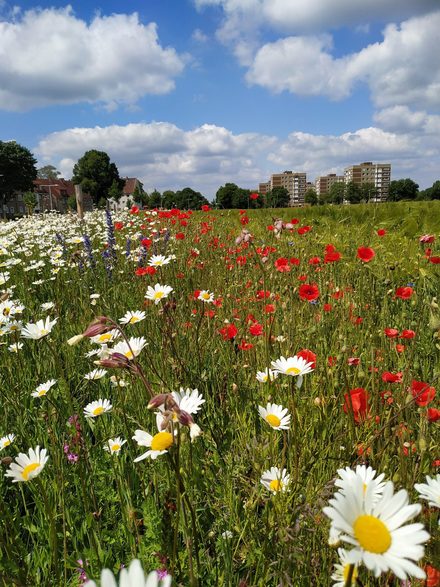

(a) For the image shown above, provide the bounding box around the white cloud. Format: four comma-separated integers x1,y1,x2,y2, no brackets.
191,28,209,42
0,7,186,111
246,11,440,110
36,112,440,198
195,0,437,38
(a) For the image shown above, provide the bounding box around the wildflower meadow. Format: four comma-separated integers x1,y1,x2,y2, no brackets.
0,201,439,586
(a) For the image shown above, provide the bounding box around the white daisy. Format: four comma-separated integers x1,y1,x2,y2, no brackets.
41,302,55,311
8,342,23,353
132,429,173,461
21,316,57,340
171,388,205,415
84,399,112,418
415,474,440,509
104,437,127,455
260,467,290,494
335,465,386,505
90,329,120,345
197,290,214,303
331,548,359,587
256,368,279,383
258,403,291,430
0,434,15,450
84,368,108,380
270,355,314,377
112,337,147,360
148,254,172,267
31,379,57,398
84,558,172,587
5,446,49,483
145,284,173,305
119,310,146,325
323,476,429,580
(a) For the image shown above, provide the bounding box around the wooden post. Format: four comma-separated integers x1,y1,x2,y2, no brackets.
75,184,84,221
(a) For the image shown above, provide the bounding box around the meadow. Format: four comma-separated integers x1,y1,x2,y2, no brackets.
0,201,439,587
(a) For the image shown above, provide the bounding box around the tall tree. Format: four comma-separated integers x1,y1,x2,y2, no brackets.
37,165,61,180
427,180,440,200
0,141,37,213
265,187,290,208
328,182,346,204
174,187,209,210
359,182,378,202
345,182,362,204
72,150,123,206
388,178,419,201
304,188,318,206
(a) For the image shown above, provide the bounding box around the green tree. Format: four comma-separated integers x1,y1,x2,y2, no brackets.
23,191,37,215
265,187,290,208
132,183,149,206
216,183,242,208
37,165,61,180
328,182,346,204
108,179,123,202
162,190,176,209
0,141,37,214
72,150,123,206
147,190,162,208
388,178,419,201
359,182,378,202
174,187,209,210
345,182,362,204
304,188,318,206
427,180,440,200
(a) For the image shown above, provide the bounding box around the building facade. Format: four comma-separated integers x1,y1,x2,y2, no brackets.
344,162,391,202
315,173,345,197
259,171,307,206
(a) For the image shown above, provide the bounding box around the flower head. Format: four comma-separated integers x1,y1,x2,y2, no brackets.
5,446,48,482
112,337,147,360
271,355,314,377
0,434,15,450
260,467,290,494
21,317,57,340
132,429,174,461
148,255,172,267
258,403,291,430
84,399,112,418
104,437,127,456
31,379,57,398
119,311,146,325
256,368,279,383
84,558,172,587
145,284,173,305
414,474,440,509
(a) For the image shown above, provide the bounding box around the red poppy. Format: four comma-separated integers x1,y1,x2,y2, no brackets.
219,324,238,340
130,206,139,214
427,408,440,423
401,329,416,339
377,229,386,236
384,328,399,338
250,192,259,200
429,256,440,264
114,221,124,230
135,266,156,276
175,232,185,240
264,304,275,314
298,225,312,235
324,251,341,263
395,344,405,353
357,247,375,262
411,380,436,406
249,323,263,336
141,238,152,248
274,258,291,272
290,257,300,265
256,290,271,299
381,371,403,383
348,357,360,366
309,256,321,265
343,388,369,423
395,286,414,299
290,218,299,225
201,205,210,212
426,565,440,587
419,234,435,243
238,340,253,350
323,303,333,312
299,283,319,301
296,349,316,369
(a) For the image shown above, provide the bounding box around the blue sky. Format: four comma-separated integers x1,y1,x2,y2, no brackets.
1,0,439,198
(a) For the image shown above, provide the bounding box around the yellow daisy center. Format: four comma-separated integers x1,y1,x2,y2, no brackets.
93,406,105,416
99,333,112,342
201,292,210,300
269,479,283,492
129,317,139,324
38,389,47,396
22,462,40,481
353,515,391,554
266,414,281,427
151,431,173,451
3,440,11,447
286,366,300,375
343,564,358,582
124,350,134,360
154,291,164,299
40,329,48,336
154,260,163,266
111,444,121,452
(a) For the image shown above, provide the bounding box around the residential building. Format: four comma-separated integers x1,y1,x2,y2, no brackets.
315,173,345,197
259,171,307,206
344,162,391,202
109,177,143,211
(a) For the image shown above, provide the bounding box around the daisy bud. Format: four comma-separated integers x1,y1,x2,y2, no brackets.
98,353,130,369
82,317,112,338
178,410,193,427
67,334,84,346
147,394,171,410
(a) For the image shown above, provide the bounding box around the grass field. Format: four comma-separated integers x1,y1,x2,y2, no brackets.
0,201,439,586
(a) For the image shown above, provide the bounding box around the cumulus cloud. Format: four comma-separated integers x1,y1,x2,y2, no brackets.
36,113,440,198
0,7,186,111
195,0,437,37
246,11,440,110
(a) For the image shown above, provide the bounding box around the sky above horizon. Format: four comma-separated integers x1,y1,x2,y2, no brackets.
1,0,439,199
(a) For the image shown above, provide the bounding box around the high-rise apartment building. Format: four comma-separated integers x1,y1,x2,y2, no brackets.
259,171,307,206
344,162,391,202
314,173,345,197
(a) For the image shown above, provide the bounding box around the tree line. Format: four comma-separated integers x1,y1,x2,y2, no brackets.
1,141,440,214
